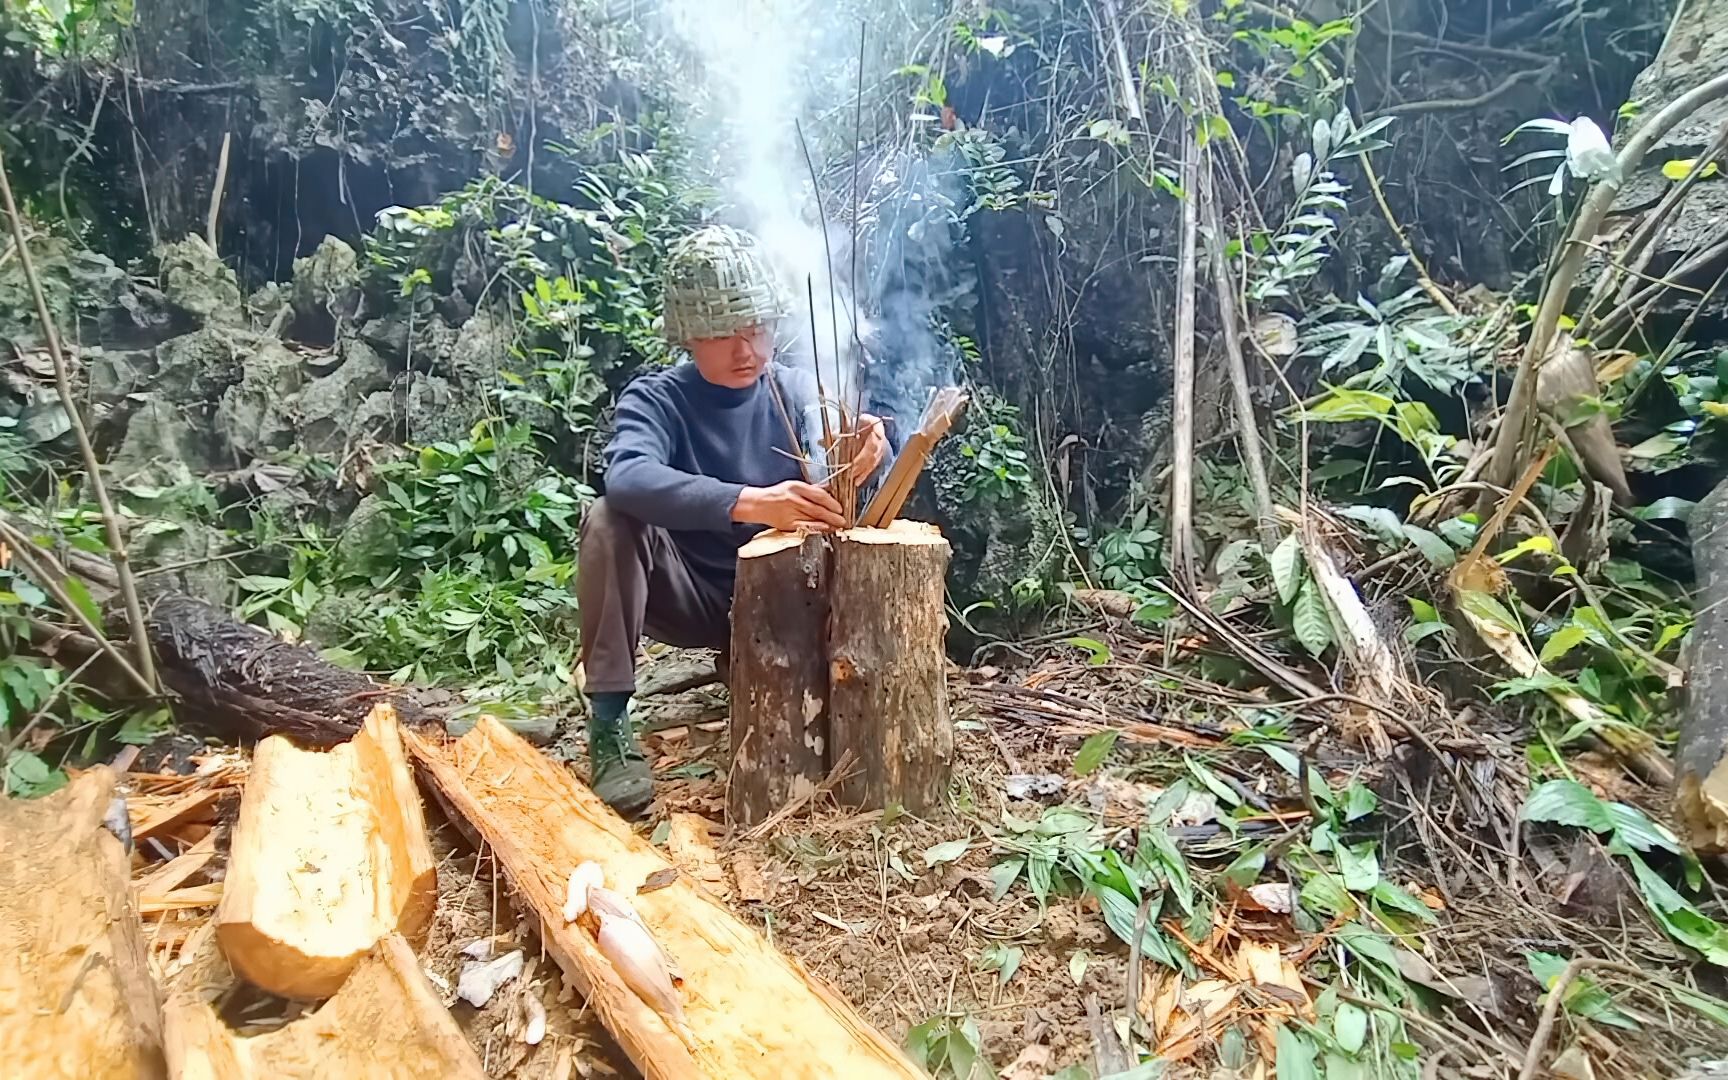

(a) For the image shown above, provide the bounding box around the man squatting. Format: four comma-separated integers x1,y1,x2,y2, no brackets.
577,225,890,816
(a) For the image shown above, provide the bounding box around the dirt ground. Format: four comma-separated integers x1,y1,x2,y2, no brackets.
122,629,1728,1079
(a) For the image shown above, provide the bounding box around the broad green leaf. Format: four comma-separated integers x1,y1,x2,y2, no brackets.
1292,580,1333,657
1604,801,1682,854
1270,533,1304,603
1678,987,1728,1029
60,576,102,625
1333,1000,1368,1054
1066,636,1112,665
1540,624,1591,664
1074,730,1118,776
990,858,1025,901
1342,783,1379,822
1526,951,1641,1030
1337,841,1380,892
1401,524,1455,567
923,838,972,868
1371,879,1439,923
1523,779,1614,833
1276,1025,1319,1080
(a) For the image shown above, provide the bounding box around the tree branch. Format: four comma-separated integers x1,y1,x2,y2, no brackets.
0,148,159,691
1488,70,1728,495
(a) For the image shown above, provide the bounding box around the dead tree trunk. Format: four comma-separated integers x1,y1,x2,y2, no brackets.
0,767,167,1079
828,523,953,813
727,531,831,827
727,524,953,824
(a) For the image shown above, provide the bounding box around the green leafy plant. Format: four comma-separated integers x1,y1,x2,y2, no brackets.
1524,778,1728,962
1247,110,1394,302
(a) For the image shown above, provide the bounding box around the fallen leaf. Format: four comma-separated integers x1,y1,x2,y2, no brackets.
457,950,524,1007
1000,1044,1053,1080
923,837,972,868
637,868,679,894
1246,882,1297,914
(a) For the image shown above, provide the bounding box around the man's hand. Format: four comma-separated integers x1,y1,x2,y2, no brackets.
854,414,890,481
732,480,846,532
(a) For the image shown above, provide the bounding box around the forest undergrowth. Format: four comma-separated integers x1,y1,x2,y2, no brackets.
4,0,1728,1074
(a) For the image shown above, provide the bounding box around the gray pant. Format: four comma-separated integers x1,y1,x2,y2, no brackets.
577,498,732,694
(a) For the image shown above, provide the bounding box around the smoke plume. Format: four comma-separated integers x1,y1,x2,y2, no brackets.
655,0,968,455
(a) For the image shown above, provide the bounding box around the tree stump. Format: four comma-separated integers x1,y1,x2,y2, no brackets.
727,523,953,825
0,767,166,1079
828,522,953,813
727,531,830,827
217,704,437,999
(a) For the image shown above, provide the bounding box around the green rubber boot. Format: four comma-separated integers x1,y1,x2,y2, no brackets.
587,692,652,818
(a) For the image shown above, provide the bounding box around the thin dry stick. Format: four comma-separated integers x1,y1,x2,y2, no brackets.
794,119,857,521
1578,119,1728,333
765,370,814,485
206,130,232,251
1203,175,1280,554
1517,958,1645,1080
1167,127,1200,589
805,275,837,478
1488,69,1728,495
0,148,158,690
1361,154,1458,316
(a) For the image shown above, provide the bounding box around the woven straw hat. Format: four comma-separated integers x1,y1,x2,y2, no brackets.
662,225,789,342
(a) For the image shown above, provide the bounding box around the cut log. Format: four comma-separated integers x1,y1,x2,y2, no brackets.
727,529,831,827
1680,477,1728,852
408,717,923,1080
216,704,437,999
728,521,954,822
165,932,486,1079
148,594,434,746
0,766,167,1079
827,522,953,814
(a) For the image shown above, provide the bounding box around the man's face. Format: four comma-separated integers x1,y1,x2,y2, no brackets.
687,324,774,389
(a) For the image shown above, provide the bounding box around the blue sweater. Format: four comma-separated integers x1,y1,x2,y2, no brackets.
602,362,817,582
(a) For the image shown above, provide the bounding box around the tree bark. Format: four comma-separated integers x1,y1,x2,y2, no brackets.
727,530,831,828
0,767,167,1079
165,933,485,1079
408,718,925,1080
828,523,953,814
216,704,437,1000
148,594,432,746
1679,477,1728,852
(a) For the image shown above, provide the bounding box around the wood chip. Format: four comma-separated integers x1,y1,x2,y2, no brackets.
139,882,224,914
732,854,768,903
128,788,227,842
135,831,219,896
666,813,729,898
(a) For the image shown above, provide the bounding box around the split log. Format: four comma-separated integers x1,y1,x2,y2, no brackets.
727,530,831,826
165,932,485,1079
1680,477,1728,852
0,767,166,1079
728,522,954,822
408,717,923,1080
216,704,437,999
828,522,953,813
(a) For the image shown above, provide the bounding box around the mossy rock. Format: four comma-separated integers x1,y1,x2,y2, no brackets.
157,237,243,328
298,340,395,454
